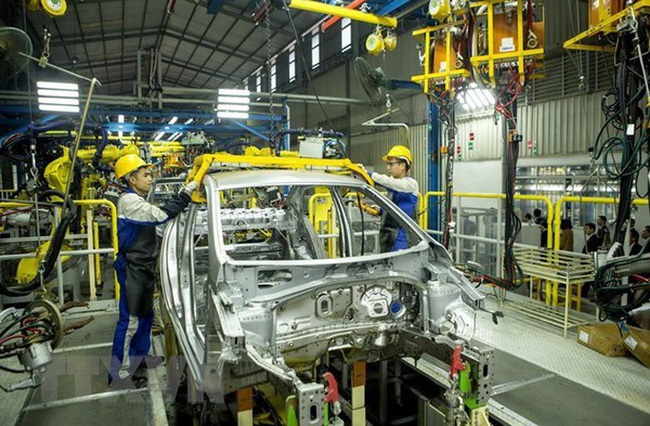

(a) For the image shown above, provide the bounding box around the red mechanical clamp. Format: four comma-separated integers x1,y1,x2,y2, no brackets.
322,372,342,417
450,345,466,379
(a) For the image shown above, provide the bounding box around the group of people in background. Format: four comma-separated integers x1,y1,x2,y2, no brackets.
522,211,649,256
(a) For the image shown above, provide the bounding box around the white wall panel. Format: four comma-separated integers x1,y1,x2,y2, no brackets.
454,91,607,160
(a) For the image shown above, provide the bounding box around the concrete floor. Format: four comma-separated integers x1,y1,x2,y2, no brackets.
2,310,165,426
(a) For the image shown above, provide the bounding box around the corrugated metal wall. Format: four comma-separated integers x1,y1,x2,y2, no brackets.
350,124,429,193
455,91,606,160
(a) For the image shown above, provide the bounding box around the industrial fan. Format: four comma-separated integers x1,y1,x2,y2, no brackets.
0,27,33,81
353,56,390,106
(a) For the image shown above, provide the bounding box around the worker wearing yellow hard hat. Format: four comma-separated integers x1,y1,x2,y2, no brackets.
114,154,152,180
371,145,419,251
109,153,197,388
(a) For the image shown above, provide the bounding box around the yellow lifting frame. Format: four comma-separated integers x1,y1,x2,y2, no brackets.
563,0,650,52
289,0,397,28
187,153,373,203
411,21,472,92
412,0,544,91
468,0,545,86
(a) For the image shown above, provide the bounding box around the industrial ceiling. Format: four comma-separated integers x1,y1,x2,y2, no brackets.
2,0,322,95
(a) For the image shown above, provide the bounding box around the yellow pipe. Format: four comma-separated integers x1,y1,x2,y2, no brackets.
553,196,649,251
94,220,102,288
289,0,397,28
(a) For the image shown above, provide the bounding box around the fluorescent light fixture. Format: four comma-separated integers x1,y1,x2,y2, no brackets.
184,118,194,124
168,116,178,125
217,111,249,119
473,89,491,108
216,104,250,112
154,132,165,141
39,104,80,113
482,89,495,104
37,97,79,106
465,89,483,109
463,91,478,110
218,88,250,96
37,81,78,91
118,115,125,138
168,132,182,141
218,96,249,104
37,89,79,98
205,119,215,125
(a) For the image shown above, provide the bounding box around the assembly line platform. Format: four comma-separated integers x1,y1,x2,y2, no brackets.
1,295,649,426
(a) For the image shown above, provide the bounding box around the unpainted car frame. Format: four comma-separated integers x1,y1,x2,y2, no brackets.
160,168,493,425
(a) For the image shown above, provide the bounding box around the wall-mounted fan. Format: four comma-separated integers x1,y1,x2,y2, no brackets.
353,56,390,106
0,27,33,81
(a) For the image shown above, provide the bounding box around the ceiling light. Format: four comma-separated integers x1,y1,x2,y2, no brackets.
168,116,178,125
37,80,80,114
218,96,249,104
37,81,78,90
118,114,125,123
37,97,79,106
37,89,79,98
184,118,194,124
218,88,250,96
39,104,80,113
216,104,249,112
217,111,249,119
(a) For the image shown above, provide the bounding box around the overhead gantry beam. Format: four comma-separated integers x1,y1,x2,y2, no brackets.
289,0,397,28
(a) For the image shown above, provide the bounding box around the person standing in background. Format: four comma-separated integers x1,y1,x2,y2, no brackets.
629,228,643,255
559,219,574,252
597,215,611,249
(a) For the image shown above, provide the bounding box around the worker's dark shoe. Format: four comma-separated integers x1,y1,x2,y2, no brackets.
132,375,148,389
138,355,164,369
107,376,135,390
108,374,148,390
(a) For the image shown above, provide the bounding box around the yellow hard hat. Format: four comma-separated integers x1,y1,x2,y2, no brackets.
114,154,151,180
382,145,412,165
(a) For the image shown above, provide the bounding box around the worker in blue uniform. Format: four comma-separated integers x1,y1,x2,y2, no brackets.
108,154,197,388
370,146,419,252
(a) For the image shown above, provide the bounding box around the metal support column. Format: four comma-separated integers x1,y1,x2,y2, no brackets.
427,102,440,232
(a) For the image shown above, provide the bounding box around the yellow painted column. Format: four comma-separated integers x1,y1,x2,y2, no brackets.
352,361,366,426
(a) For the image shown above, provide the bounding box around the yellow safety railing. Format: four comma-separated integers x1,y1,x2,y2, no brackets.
421,191,554,248
553,196,650,250
0,199,119,298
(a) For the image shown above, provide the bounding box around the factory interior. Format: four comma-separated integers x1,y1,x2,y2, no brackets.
1,0,650,425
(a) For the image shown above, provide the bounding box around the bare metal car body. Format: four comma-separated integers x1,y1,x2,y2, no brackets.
160,169,491,424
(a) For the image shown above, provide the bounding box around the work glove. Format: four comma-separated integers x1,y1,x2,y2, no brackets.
182,180,199,195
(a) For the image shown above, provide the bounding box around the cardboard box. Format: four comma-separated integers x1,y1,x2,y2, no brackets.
577,323,629,357
623,326,650,368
